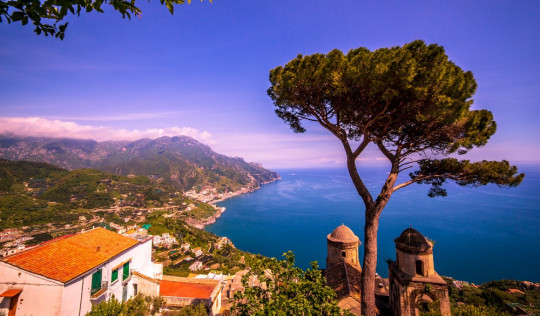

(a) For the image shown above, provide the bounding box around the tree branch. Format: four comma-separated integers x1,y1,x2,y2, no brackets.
339,138,374,208
352,136,370,159
375,140,395,161
393,173,466,192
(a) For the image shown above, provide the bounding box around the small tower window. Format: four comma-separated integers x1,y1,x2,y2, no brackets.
341,251,346,258
416,260,424,276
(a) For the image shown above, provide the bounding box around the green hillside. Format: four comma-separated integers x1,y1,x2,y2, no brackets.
0,159,178,229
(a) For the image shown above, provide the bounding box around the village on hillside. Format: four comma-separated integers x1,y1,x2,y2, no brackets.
0,183,267,315
0,166,538,315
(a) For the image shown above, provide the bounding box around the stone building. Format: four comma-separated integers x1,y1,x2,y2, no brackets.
325,224,363,315
327,224,362,269
388,228,450,316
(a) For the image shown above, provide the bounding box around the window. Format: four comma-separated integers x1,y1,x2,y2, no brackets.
112,269,119,283
416,260,424,276
91,269,102,295
341,251,346,258
122,262,130,280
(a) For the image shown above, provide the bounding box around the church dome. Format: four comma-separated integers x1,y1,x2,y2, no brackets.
394,228,432,252
327,224,359,243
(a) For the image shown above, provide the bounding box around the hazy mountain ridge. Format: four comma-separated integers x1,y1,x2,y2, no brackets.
0,135,279,191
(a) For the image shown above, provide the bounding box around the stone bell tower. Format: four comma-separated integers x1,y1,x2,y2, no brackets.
326,224,361,270
388,228,450,316
325,224,363,315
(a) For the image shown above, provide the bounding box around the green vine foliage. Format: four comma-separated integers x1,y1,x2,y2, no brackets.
231,251,353,316
418,300,441,316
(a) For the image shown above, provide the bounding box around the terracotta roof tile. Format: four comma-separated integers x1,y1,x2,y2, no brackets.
160,280,217,299
0,289,22,297
326,261,362,301
394,228,431,252
2,228,139,283
132,271,160,285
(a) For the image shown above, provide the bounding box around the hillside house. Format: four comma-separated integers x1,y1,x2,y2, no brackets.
160,275,222,315
214,237,233,250
131,273,223,316
189,261,203,271
0,228,162,316
153,233,177,248
181,243,190,252
193,247,203,257
0,229,20,241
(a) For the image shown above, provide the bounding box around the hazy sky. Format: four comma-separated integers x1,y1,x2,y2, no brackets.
1,1,539,168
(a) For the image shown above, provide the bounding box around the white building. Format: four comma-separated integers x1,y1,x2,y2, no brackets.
181,243,191,252
0,228,161,316
189,261,203,271
194,272,225,281
193,247,203,257
152,233,177,248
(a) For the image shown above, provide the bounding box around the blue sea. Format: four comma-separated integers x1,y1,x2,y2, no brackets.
206,165,540,284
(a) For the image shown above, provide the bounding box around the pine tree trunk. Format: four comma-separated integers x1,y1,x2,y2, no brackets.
361,209,379,316
343,146,395,316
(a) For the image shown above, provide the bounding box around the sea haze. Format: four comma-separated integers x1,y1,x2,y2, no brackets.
206,165,540,284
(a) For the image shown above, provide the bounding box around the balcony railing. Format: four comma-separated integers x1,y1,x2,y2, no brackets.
90,281,109,299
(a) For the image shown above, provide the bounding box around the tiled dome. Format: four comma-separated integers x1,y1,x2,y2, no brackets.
394,228,432,252
327,224,359,243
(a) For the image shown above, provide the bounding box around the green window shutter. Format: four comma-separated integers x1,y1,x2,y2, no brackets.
112,269,118,282
122,262,130,280
91,269,102,294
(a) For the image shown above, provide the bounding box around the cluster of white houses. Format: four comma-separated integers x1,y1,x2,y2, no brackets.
0,229,32,258
0,228,223,316
152,233,178,248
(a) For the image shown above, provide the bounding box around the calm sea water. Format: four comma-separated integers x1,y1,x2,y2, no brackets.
206,165,540,284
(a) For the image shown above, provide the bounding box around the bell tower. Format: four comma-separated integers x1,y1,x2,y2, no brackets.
388,228,450,316
326,224,361,270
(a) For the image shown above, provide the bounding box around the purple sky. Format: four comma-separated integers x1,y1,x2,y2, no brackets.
1,1,539,168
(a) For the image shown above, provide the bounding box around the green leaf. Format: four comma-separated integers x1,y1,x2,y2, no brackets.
165,0,173,14
11,11,24,21
2,0,207,39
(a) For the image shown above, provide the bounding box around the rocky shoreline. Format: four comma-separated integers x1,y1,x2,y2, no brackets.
187,206,226,229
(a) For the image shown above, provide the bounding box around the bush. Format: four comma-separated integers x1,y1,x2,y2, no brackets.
86,294,164,316
452,304,510,316
231,251,352,316
168,303,208,316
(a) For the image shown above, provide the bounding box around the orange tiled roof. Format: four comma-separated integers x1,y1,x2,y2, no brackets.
2,228,140,283
325,261,362,301
160,280,217,299
0,289,22,297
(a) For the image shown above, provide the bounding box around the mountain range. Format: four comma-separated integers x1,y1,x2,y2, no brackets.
0,135,279,191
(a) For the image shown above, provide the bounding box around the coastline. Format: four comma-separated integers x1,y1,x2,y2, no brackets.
187,206,227,229
211,176,282,204
191,176,281,229
208,175,281,208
